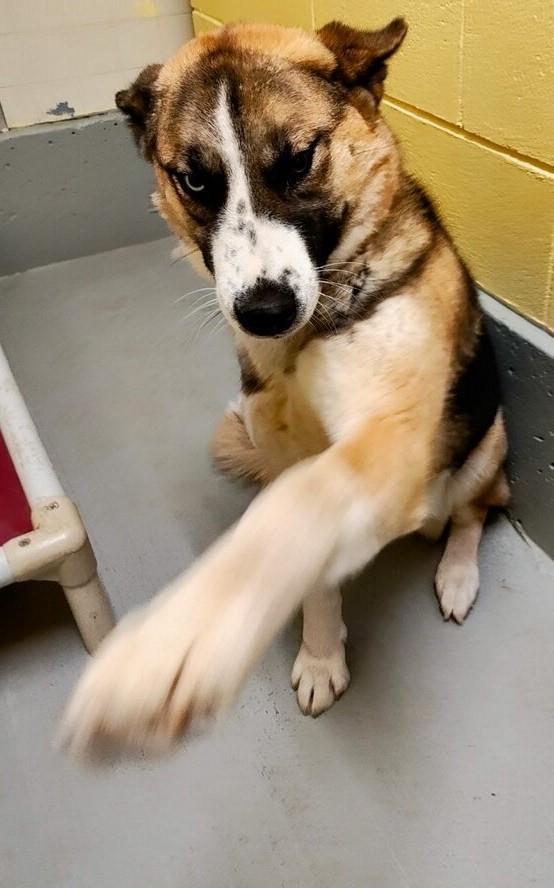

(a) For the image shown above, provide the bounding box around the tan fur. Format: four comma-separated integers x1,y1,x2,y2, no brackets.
161,23,336,83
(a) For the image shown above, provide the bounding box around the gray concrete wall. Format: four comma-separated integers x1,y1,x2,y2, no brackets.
0,113,166,274
481,294,553,558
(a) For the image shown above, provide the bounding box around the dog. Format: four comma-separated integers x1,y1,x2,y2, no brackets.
61,19,509,759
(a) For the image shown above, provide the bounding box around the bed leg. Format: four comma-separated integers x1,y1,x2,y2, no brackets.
57,539,115,654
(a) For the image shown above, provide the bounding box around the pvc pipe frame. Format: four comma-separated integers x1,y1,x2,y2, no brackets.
0,345,114,653
0,345,63,502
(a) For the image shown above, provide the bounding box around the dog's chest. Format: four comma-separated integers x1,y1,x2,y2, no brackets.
239,325,381,458
242,363,329,465
241,292,436,454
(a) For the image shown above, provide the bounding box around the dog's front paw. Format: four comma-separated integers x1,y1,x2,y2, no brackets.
291,643,350,717
60,577,256,762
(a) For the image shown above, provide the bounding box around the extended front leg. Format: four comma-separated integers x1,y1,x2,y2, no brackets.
61,414,429,760
292,584,349,716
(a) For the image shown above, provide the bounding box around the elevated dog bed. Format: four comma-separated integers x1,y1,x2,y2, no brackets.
0,345,114,652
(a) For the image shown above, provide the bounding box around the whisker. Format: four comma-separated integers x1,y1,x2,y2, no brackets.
170,246,202,265
314,297,338,335
317,256,371,269
315,258,364,268
188,293,218,311
173,286,216,306
174,285,216,302
318,279,353,295
180,307,220,350
179,299,220,324
316,262,364,274
208,316,228,339
318,295,348,309
193,308,222,343
180,308,220,327
188,291,218,309
317,294,347,310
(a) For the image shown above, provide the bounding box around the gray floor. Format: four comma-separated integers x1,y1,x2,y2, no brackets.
1,238,553,888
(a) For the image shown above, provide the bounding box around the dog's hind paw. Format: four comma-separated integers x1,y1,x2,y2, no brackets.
435,560,479,624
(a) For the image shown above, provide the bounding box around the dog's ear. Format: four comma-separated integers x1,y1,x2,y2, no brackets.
115,63,162,160
317,18,407,106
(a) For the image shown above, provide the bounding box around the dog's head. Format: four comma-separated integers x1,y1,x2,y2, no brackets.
116,20,407,338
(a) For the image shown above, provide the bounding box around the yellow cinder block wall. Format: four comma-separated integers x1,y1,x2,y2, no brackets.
191,1,554,331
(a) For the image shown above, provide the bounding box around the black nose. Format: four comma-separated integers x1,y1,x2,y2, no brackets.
234,279,298,337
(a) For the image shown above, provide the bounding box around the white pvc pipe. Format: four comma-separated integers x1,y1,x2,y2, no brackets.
0,547,14,586
0,344,64,504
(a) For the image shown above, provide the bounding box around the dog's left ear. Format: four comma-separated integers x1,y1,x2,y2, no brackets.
317,18,407,105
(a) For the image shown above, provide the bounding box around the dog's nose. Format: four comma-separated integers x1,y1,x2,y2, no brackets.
234,279,298,337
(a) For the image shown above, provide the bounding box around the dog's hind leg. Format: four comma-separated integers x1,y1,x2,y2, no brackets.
435,503,486,623
435,470,509,623
210,402,273,486
435,411,509,623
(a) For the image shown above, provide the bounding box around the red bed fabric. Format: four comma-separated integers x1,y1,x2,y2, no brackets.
0,430,32,545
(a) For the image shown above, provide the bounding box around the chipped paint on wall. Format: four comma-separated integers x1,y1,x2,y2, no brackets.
47,101,76,118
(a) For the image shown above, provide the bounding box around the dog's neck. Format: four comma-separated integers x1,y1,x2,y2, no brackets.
234,329,304,381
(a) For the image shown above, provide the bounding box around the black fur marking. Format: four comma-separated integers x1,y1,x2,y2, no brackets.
410,178,443,234
203,243,215,275
238,349,265,395
312,233,436,337
303,210,345,266
447,284,502,467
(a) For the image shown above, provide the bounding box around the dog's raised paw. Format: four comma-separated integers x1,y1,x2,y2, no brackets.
60,577,257,763
291,643,350,717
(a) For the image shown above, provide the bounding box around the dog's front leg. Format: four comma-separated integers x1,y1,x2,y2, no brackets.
292,583,349,717
61,414,428,761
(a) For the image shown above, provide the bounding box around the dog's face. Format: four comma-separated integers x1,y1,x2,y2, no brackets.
117,20,406,338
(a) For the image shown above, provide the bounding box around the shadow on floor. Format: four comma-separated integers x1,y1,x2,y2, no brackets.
0,580,74,651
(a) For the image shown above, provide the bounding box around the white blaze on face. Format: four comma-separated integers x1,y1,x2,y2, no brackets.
211,85,318,332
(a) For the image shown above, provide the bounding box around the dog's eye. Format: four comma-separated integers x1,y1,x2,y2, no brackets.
290,146,314,177
265,136,320,193
184,171,205,193
169,163,227,212
173,169,206,197
165,151,227,215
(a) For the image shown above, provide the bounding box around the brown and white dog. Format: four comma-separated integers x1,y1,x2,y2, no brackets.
62,19,509,759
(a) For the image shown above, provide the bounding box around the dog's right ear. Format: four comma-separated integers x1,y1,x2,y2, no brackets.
115,63,162,161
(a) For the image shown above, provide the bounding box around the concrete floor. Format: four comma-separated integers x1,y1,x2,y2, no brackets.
1,238,553,888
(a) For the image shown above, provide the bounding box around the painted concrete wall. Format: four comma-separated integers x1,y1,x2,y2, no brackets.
191,2,554,331
0,1,193,129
